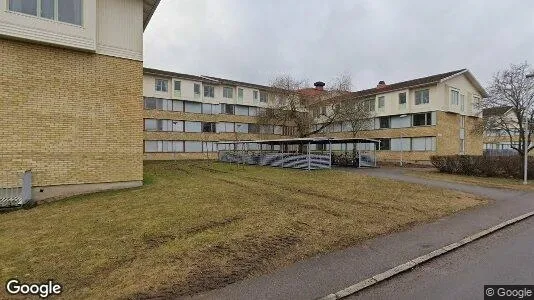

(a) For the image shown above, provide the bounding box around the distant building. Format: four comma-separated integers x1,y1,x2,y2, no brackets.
1,0,160,200
142,68,488,163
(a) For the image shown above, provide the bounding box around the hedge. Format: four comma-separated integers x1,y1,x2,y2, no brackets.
430,155,534,179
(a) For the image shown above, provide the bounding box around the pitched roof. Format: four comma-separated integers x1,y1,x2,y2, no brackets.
201,75,273,91
482,106,512,117
143,0,161,31
143,68,274,90
351,69,467,99
143,68,217,83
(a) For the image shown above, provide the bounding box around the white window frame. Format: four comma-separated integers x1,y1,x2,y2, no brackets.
8,0,84,26
450,89,459,106
155,79,168,92
223,87,234,99
259,91,268,103
204,85,215,98
415,89,430,105
378,96,385,111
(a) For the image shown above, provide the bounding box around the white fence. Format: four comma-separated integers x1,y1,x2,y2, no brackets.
0,171,32,208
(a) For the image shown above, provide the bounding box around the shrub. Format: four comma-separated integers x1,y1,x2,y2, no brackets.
430,155,534,179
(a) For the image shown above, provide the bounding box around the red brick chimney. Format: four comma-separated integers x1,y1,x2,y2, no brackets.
377,80,386,89
314,81,325,91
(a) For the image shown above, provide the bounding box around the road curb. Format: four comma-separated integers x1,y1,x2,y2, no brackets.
318,210,534,300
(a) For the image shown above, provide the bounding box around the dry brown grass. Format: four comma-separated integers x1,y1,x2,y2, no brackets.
0,161,485,299
407,168,534,191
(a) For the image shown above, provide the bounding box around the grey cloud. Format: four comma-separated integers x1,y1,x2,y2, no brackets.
144,0,534,90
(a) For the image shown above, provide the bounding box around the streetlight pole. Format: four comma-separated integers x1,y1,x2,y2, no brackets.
524,74,534,184
524,119,528,184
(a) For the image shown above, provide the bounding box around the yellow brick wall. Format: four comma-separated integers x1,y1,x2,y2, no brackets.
0,39,143,186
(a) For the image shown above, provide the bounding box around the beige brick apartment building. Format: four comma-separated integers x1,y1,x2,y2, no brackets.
1,0,160,200
142,68,488,163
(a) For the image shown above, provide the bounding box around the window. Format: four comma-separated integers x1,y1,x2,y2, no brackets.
399,92,407,107
378,96,385,111
378,138,390,150
249,107,258,116
248,124,260,134
184,121,202,133
172,120,184,132
204,85,215,98
390,115,411,128
144,119,157,131
184,101,202,113
216,122,234,133
184,141,203,152
9,0,37,16
235,123,248,133
194,83,201,96
274,126,283,135
238,88,244,101
9,0,82,25
260,91,268,103
155,79,168,92
144,97,157,110
58,0,82,25
221,103,235,115
411,137,436,151
379,117,390,129
234,105,249,116
390,138,411,151
144,141,158,153
172,100,183,111
260,125,274,134
253,91,259,102
412,112,432,126
223,87,233,98
450,89,459,105
415,89,429,105
174,81,181,91
202,122,216,133
364,98,375,112
144,141,184,153
41,0,54,19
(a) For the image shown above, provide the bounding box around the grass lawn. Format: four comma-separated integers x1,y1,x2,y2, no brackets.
0,161,485,299
407,168,534,191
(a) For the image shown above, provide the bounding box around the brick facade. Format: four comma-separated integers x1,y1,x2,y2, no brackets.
1,39,143,188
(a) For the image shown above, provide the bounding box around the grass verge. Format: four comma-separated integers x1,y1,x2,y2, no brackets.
407,168,534,191
0,161,485,299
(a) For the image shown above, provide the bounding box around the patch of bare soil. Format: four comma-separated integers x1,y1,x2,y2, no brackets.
129,234,300,299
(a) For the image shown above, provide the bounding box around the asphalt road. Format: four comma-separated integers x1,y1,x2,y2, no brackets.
350,216,534,300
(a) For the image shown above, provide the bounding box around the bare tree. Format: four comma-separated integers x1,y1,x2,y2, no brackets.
259,73,371,138
478,62,534,155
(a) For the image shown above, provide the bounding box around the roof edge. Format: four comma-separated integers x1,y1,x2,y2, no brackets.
143,0,161,31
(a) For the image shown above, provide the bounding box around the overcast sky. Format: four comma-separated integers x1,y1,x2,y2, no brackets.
144,0,534,91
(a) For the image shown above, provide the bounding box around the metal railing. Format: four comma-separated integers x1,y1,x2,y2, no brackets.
0,170,32,208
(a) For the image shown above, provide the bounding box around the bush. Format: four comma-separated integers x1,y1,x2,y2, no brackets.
430,155,534,179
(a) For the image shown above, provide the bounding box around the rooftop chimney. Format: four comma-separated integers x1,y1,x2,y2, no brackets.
377,81,386,89
314,81,325,91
